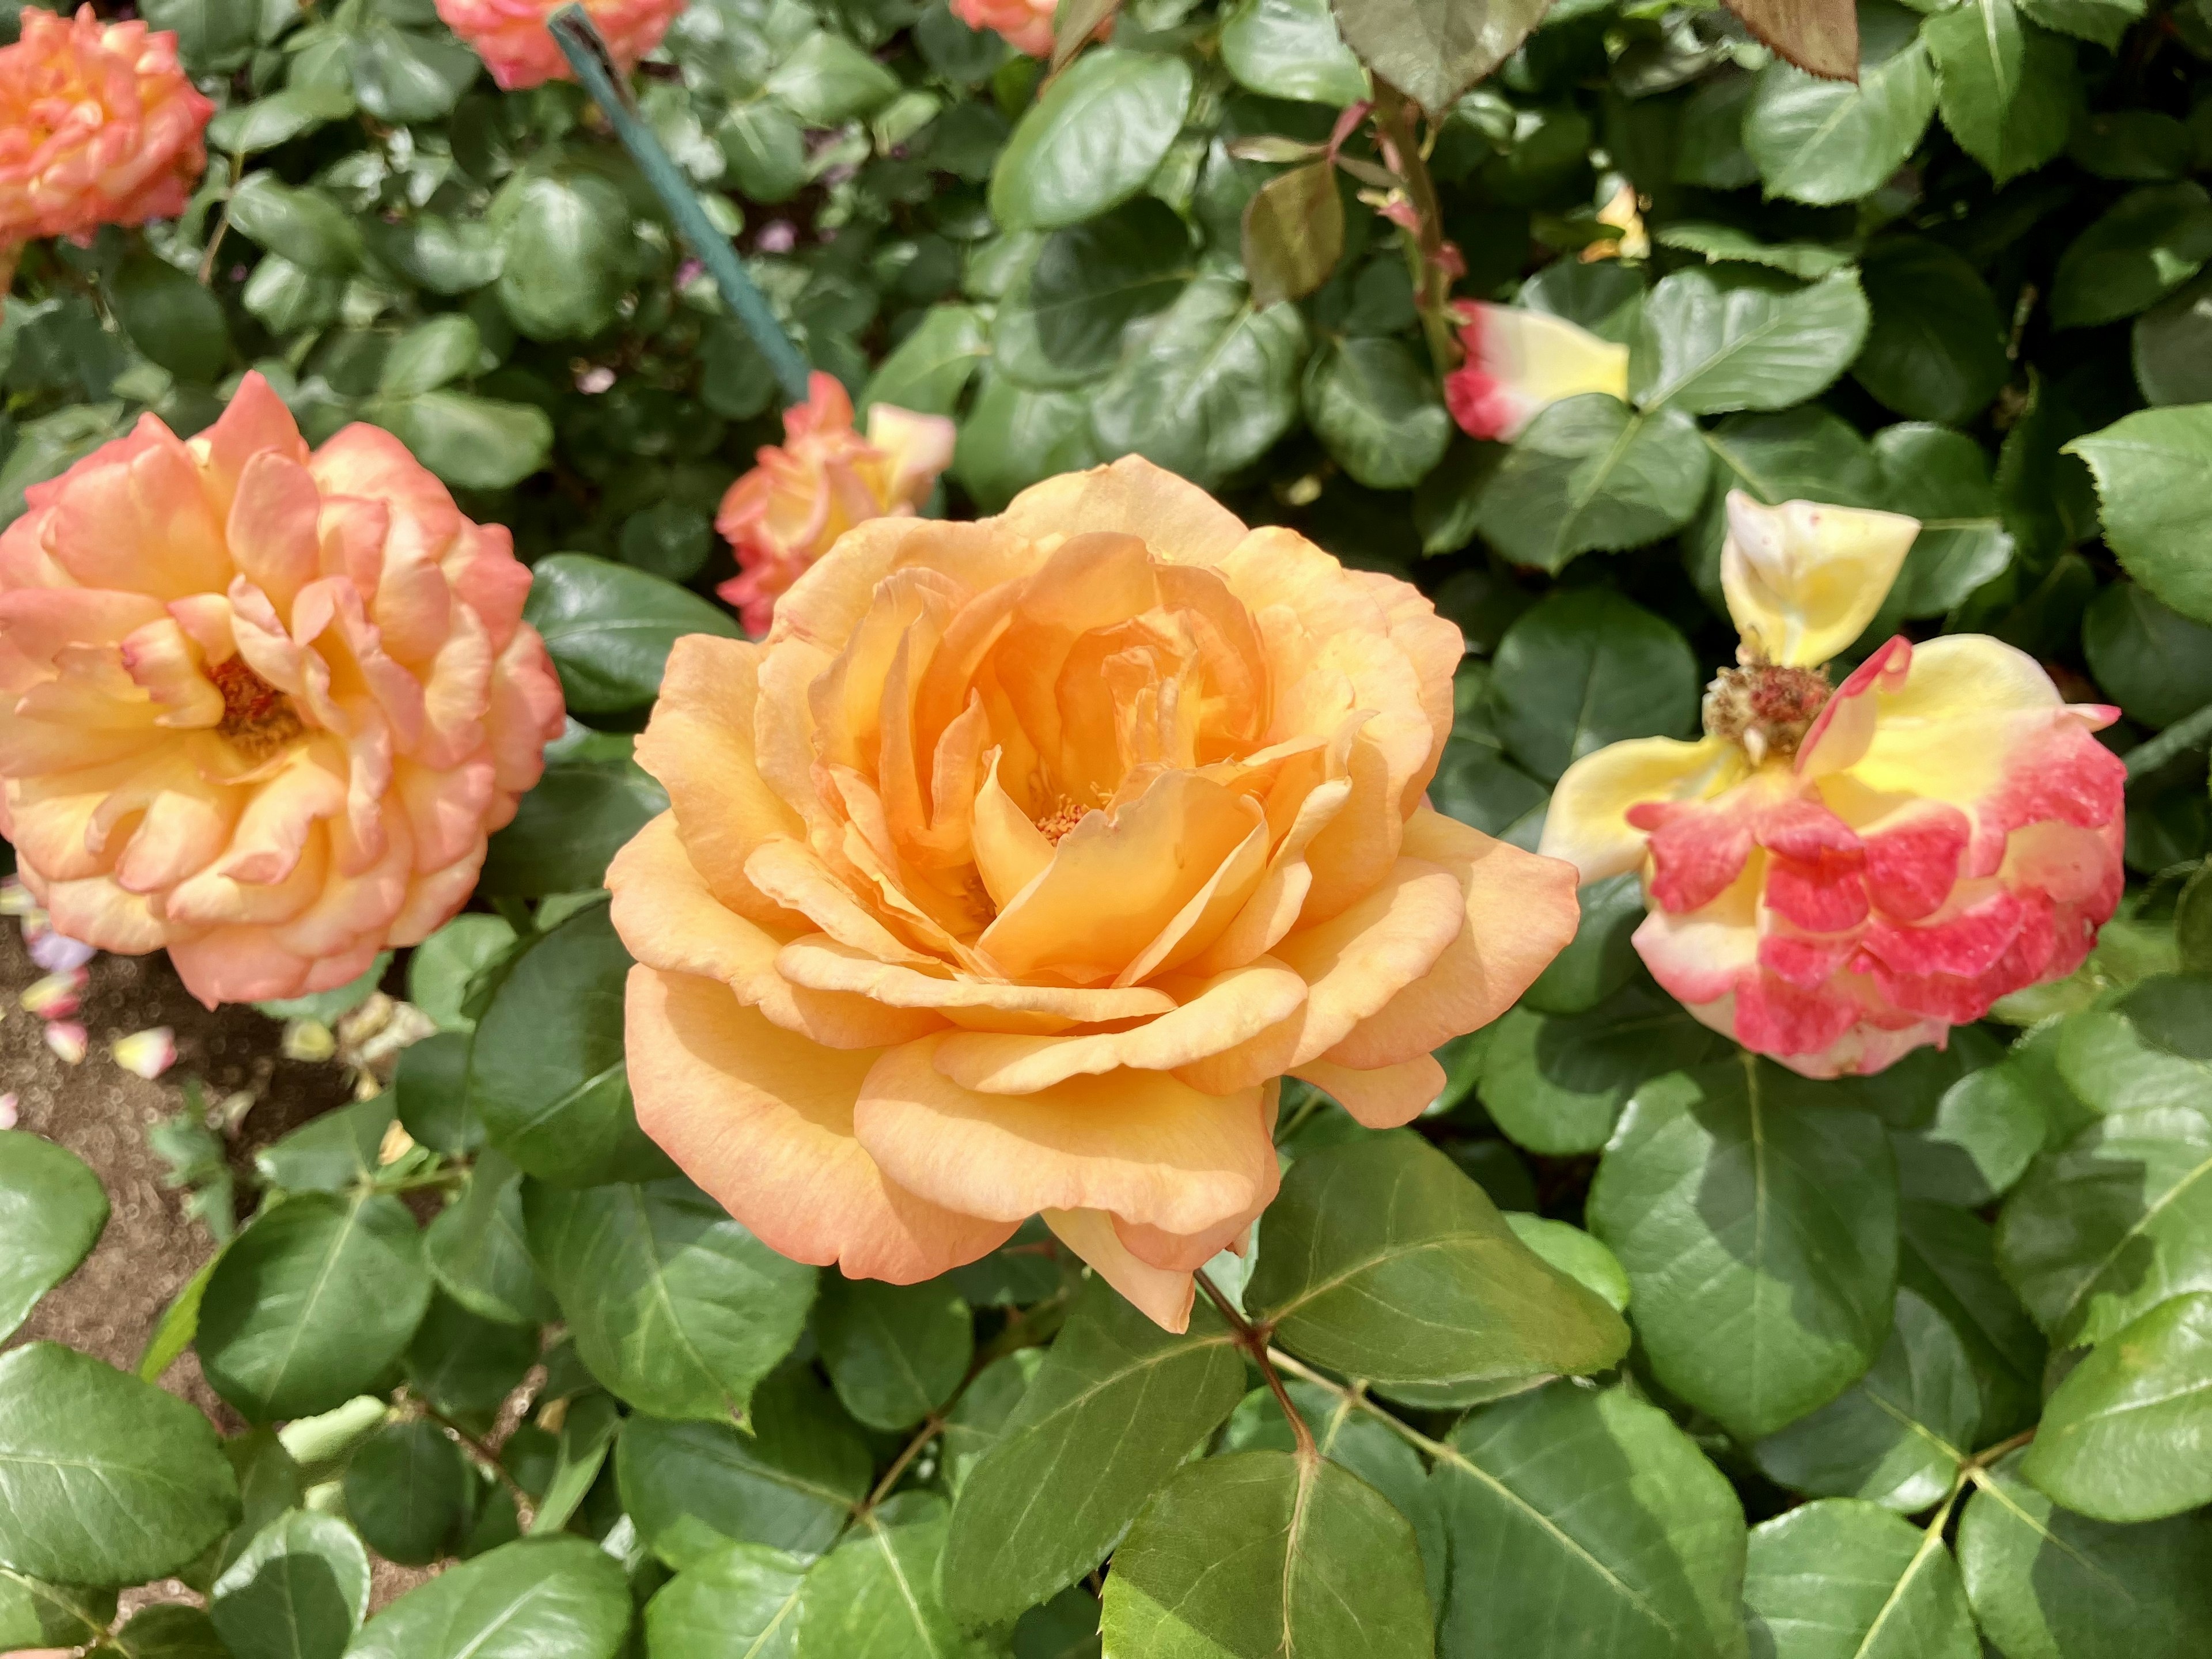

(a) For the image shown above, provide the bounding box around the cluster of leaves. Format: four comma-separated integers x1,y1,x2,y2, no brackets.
7,0,2212,1646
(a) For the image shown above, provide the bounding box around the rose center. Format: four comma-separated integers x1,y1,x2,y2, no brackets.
1702,660,1831,763
1033,796,1088,846
210,655,305,763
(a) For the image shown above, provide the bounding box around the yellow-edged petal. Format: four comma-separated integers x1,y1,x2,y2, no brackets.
1719,491,1920,668
1537,734,1747,882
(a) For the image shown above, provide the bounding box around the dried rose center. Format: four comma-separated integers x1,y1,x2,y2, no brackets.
1702,661,1831,762
210,655,305,763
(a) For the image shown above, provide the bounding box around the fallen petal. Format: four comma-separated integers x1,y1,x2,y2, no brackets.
43,1022,89,1065
112,1027,178,1081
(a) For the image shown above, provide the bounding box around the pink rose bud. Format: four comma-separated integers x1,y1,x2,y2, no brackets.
713,372,955,636
1443,301,1631,442
1543,491,2124,1078
111,1026,177,1080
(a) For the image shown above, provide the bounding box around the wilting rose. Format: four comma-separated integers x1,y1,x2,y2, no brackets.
1543,491,2125,1078
1444,301,1630,442
0,7,213,264
434,0,684,90
951,0,1057,55
612,457,1579,1328
715,372,955,635
0,374,566,1008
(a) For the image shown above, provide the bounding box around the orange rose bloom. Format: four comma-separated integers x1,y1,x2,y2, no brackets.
715,372,956,637
434,0,685,90
952,0,1056,55
611,457,1580,1328
0,7,213,261
0,374,566,1007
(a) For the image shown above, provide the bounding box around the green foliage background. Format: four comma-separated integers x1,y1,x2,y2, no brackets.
5,0,2212,1649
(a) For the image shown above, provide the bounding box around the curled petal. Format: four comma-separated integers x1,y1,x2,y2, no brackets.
1445,302,1630,441
1719,492,1921,669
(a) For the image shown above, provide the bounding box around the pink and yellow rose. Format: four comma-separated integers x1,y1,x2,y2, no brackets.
0,7,213,269
1444,300,1630,442
0,374,566,1008
435,0,685,90
1541,491,2126,1077
715,371,955,636
612,457,1579,1328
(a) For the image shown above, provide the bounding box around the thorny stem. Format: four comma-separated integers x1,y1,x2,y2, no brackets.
421,1402,535,1526
1370,80,1462,383
1195,1270,1317,1462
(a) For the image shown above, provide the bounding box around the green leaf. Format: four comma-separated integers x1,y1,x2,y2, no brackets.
1957,1452,2212,1659
940,1349,1044,1496
396,1033,479,1161
2051,183,2212,330
1522,871,1647,1017
141,0,258,71
766,31,900,123
1327,0,1550,115
351,20,478,124
492,170,632,341
1243,161,1346,310
1505,1214,1633,1315
0,1343,240,1587
1245,1136,1630,1402
2084,583,2212,729
2132,273,2212,407
1588,1060,1899,1441
1869,422,2016,617
209,1510,370,1659
1892,1063,2046,1206
529,1391,622,1536
1853,240,2010,424
1745,3,1936,206
362,213,504,295
407,1292,539,1418
344,1537,632,1659
1744,1499,1978,1659
253,1095,392,1194
991,199,1192,390
1996,1103,2212,1347
794,1493,993,1658
1220,0,1366,104
380,317,484,400
1091,274,1309,488
941,1277,1245,1628
206,84,358,154
0,1572,114,1651
1433,1381,1749,1659
1479,981,1729,1156
526,1177,817,1421
480,754,668,900
108,257,231,384
0,1130,106,1342
863,303,988,415
1898,1200,2046,1445
468,902,679,1187
1655,221,1859,281
2022,1291,2212,1523
522,553,740,716
410,914,518,1036
227,175,363,274
1302,335,1449,489
952,368,1103,511
1925,0,2076,184
2018,0,2142,45
1631,267,1870,415
342,1422,469,1565
2069,404,2212,624
1490,588,1702,783
96,1603,233,1658
197,1192,433,1422
1101,1450,1430,1658
426,1152,560,1327
1475,395,1712,573
644,1540,810,1659
1750,1287,1979,1510
989,49,1193,230
719,104,809,203
618,1387,871,1568
815,1277,973,1432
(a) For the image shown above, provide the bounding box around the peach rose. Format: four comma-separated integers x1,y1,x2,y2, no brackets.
1444,301,1630,442
611,457,1580,1328
0,374,566,1007
1542,491,2125,1078
715,372,956,636
0,7,213,263
952,0,1056,55
434,0,684,90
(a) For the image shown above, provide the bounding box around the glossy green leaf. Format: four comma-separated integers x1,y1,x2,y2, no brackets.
406,1291,539,1418
96,1603,233,1658
479,753,668,900
766,31,900,124
1745,4,1936,206
370,390,551,491
1870,422,2016,616
426,1151,559,1326
209,1509,370,1659
2083,583,2212,729
0,1130,107,1342
1897,1200,2046,1444
952,368,1103,510
941,1277,1245,1628
862,303,988,416
1744,1499,1978,1659
1854,241,2010,424
1302,335,1449,488
343,1422,469,1565
991,199,1192,389
1589,1060,1898,1441
1102,1450,1430,1658
527,1177,816,1421
2069,404,2212,624
1479,980,1728,1157
815,1275,973,1431
2051,183,2212,329
253,1094,391,1194
344,1537,631,1659
1243,161,1345,310
1925,0,2076,184
1476,395,1712,573
1245,1136,1630,1401
1433,1381,1749,1659
206,84,357,154
0,1572,113,1651
1490,588,1702,783
794,1493,993,1658
521,553,740,716
109,257,232,384
1632,267,1869,415
643,1540,810,1659
2022,1291,2212,1522
989,50,1193,230
2132,272,2212,407
492,170,632,340
1220,0,1366,104
197,1192,433,1422
1327,0,1550,115
0,1343,240,1587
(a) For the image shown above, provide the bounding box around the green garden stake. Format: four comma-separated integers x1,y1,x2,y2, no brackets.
548,2,813,407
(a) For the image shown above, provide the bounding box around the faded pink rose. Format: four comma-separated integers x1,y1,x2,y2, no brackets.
0,7,213,263
0,374,566,1007
1543,491,2125,1077
714,371,954,636
434,0,685,90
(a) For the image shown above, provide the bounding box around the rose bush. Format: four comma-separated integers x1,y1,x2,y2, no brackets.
1,0,2211,1650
